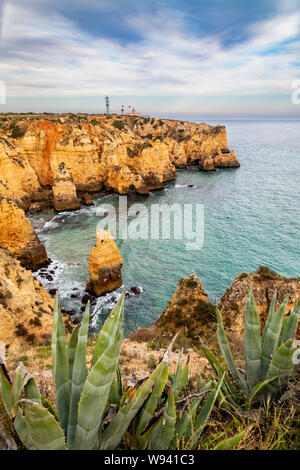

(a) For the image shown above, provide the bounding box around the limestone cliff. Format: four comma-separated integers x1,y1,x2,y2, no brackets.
0,197,48,268
0,114,239,211
219,266,300,337
86,229,123,296
0,137,42,211
53,162,80,212
155,273,216,338
0,248,54,353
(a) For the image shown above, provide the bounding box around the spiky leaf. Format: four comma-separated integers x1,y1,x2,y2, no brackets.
51,293,70,435
261,296,288,379
67,302,90,449
244,286,262,389
149,391,176,450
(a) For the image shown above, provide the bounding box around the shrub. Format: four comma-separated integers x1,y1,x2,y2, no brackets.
112,120,125,131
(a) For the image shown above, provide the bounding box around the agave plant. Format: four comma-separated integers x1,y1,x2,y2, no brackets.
0,292,225,450
202,285,300,406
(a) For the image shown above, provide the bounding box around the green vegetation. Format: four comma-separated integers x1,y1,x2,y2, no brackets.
0,293,225,450
202,285,300,407
112,120,125,130
1,285,300,450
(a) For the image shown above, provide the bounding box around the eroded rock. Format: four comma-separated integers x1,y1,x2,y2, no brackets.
86,229,123,296
0,197,48,268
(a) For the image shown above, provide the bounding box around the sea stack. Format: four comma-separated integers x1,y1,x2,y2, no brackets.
0,196,48,268
53,162,81,212
86,229,123,296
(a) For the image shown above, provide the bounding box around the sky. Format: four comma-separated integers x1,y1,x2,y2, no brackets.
0,0,300,118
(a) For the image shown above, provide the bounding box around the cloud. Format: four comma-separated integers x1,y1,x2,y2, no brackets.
0,1,299,100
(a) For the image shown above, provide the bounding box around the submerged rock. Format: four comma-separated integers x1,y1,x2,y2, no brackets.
0,197,48,268
220,266,300,337
86,229,123,296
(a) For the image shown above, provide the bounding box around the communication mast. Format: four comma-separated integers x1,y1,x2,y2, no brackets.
105,96,110,115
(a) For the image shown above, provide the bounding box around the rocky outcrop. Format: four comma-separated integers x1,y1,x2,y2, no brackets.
0,115,239,212
0,197,48,268
219,266,300,337
0,248,54,353
0,137,42,211
155,273,216,338
52,162,80,212
86,229,123,296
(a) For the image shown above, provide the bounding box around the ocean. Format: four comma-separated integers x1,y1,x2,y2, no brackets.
29,120,300,335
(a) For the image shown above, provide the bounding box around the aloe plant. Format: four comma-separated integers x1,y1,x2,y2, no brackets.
0,292,225,450
202,285,300,405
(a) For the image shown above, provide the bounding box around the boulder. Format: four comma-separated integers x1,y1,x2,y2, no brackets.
0,197,48,268
86,229,123,296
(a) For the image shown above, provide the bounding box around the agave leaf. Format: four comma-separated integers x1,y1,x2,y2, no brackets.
0,366,12,417
214,431,244,450
192,373,225,448
247,376,278,407
279,301,300,344
109,366,123,405
24,378,42,406
136,362,168,435
172,397,202,448
261,296,289,380
201,346,240,399
51,293,70,435
216,309,248,393
67,302,90,449
67,323,80,380
149,390,176,450
261,290,277,344
244,286,262,389
11,364,28,415
100,361,168,450
22,403,66,450
73,325,123,450
266,339,294,391
91,292,125,367
136,420,160,450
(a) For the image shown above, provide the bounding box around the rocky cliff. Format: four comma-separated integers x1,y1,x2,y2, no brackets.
155,273,216,338
0,197,48,268
0,248,54,353
86,229,123,296
0,114,239,211
219,266,300,337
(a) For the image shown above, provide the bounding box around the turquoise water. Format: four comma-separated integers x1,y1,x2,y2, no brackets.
30,120,300,335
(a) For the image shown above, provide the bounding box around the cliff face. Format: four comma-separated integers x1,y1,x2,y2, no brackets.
155,273,216,338
219,266,300,337
0,197,48,268
0,114,239,211
86,229,123,296
0,248,53,353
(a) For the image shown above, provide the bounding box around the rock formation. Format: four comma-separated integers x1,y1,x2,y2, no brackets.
0,248,54,353
0,197,48,268
86,229,123,296
155,273,216,338
52,162,81,212
219,266,300,337
0,114,239,212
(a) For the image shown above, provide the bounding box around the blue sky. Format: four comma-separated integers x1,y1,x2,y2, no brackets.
0,0,300,118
